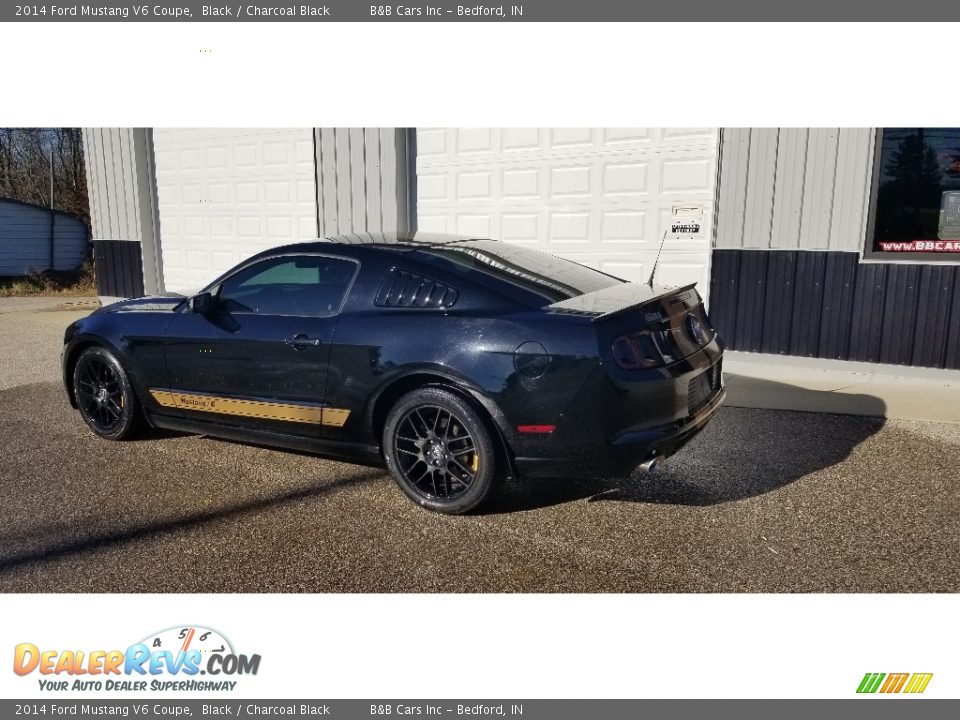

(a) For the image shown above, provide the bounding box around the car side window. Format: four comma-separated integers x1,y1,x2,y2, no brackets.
217,255,357,317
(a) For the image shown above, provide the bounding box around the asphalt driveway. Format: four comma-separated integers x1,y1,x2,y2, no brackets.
1,297,958,592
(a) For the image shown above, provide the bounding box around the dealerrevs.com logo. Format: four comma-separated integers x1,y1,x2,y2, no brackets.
13,626,261,692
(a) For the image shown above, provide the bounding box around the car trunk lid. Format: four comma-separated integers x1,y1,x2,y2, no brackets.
548,282,716,368
546,281,697,321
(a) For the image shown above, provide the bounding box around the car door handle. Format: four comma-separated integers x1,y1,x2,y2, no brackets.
285,334,321,349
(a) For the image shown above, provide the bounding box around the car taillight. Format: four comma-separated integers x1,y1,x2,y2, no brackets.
612,331,662,369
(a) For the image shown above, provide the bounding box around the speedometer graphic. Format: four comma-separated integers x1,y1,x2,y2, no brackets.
138,626,234,658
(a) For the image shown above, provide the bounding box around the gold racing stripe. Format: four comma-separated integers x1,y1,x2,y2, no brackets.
149,390,350,427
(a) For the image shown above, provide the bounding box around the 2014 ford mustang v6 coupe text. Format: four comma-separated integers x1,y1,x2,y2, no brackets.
63,233,725,514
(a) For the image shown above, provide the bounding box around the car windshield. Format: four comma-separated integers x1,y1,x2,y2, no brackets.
424,240,623,304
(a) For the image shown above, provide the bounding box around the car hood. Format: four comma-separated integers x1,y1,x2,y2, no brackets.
96,295,185,314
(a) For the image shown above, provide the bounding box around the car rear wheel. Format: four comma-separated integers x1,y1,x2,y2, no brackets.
73,346,141,440
383,387,500,514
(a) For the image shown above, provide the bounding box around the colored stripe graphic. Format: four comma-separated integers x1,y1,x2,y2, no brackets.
904,674,933,694
150,389,350,427
857,673,885,693
857,672,932,694
880,673,908,693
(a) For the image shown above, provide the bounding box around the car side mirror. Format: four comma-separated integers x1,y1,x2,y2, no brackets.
191,291,217,315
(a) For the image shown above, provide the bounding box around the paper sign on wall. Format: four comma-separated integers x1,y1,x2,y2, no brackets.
670,203,704,237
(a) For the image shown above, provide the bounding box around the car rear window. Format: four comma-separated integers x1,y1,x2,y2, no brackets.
425,240,622,304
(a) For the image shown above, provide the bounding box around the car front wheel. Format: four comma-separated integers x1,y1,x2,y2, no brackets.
72,345,141,440
383,387,500,514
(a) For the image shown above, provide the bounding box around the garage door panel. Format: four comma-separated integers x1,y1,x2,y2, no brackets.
598,258,648,283
549,165,594,198
656,257,711,295
421,152,715,201
456,214,494,237
456,171,494,200
550,128,597,148
661,156,715,194
205,146,229,169
501,212,541,243
502,168,541,199
660,127,717,142
418,173,450,202
417,127,719,303
602,128,653,145
417,213,449,234
416,128,448,156
154,128,318,294
603,162,650,197
601,210,649,243
419,128,716,163
548,211,592,243
456,128,496,154
209,216,233,237
502,128,542,152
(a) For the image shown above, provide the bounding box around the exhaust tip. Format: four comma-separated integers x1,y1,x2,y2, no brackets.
639,457,662,475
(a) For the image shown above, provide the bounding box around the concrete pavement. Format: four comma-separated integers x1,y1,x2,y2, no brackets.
724,351,960,424
0,296,957,592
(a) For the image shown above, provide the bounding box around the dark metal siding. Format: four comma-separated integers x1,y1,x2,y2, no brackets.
760,251,796,355
733,250,765,352
789,252,827,357
93,240,145,299
710,249,960,370
910,266,954,369
817,252,857,360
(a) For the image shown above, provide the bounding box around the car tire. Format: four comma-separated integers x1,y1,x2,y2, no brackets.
72,345,142,441
383,387,501,514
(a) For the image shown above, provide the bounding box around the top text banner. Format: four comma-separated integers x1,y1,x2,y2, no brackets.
4,0,960,21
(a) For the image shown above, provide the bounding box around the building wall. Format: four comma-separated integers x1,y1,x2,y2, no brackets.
82,128,157,298
715,128,875,251
0,199,88,275
711,128,960,370
315,128,415,237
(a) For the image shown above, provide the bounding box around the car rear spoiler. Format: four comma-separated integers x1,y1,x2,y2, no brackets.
546,282,698,322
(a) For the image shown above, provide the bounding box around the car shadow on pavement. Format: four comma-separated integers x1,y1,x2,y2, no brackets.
121,426,187,442
0,468,383,574
486,379,887,513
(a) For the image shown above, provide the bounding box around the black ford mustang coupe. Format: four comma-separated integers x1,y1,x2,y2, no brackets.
63,233,724,514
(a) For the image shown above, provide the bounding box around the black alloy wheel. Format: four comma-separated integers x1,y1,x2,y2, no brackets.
383,387,500,514
73,346,141,440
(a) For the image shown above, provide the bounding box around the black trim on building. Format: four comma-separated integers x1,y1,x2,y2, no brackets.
709,249,960,370
93,240,145,299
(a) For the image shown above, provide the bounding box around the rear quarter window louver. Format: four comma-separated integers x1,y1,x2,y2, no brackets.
374,268,459,309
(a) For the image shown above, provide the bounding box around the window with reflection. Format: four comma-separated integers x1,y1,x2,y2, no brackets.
870,128,960,255
217,255,357,316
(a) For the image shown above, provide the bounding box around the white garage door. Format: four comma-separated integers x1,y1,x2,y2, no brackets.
153,128,318,294
416,128,719,300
